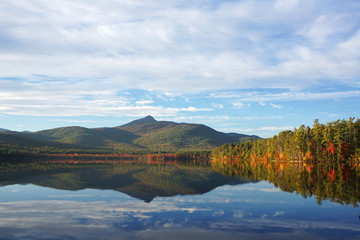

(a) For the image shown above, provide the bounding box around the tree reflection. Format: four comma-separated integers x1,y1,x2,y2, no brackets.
211,156,360,207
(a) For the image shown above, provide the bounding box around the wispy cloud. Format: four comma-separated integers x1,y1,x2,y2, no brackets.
157,115,284,126
270,103,282,109
135,99,154,105
159,115,230,122
210,90,360,103
0,78,211,116
0,0,359,93
50,119,96,123
1,0,360,134
232,102,251,109
212,103,224,109
220,126,294,133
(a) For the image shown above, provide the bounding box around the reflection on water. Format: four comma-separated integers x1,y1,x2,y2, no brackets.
0,158,360,240
211,156,360,207
0,159,246,202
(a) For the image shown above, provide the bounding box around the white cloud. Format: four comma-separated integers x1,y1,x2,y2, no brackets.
158,115,231,125
210,90,360,103
232,102,244,109
0,103,211,117
232,116,283,121
212,103,224,109
297,14,355,46
270,103,282,109
219,126,294,136
0,0,359,132
50,119,96,123
337,30,360,58
232,102,250,109
0,0,359,94
135,100,154,105
258,126,293,131
274,0,301,11
0,78,211,116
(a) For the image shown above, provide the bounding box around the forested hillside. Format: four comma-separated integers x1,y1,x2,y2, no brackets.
0,116,259,155
212,118,360,162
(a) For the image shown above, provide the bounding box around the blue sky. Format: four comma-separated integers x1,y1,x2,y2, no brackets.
0,0,360,137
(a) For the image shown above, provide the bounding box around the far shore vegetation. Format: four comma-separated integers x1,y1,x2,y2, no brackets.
0,117,359,167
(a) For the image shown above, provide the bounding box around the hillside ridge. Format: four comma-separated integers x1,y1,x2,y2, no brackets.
0,116,260,153
120,115,157,127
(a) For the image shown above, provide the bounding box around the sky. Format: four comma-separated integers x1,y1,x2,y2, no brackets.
0,0,360,137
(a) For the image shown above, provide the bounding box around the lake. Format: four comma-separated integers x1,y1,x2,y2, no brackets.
0,158,359,240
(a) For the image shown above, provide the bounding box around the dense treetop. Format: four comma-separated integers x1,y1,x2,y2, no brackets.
212,118,360,163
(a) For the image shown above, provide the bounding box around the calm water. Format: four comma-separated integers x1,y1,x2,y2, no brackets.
0,159,359,240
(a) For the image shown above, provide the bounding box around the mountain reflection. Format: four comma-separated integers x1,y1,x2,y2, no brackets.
212,156,360,207
2,157,360,206
0,159,248,202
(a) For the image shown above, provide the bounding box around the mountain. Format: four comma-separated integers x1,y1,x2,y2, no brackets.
120,115,157,127
0,128,10,132
0,116,260,153
0,131,76,149
128,123,239,150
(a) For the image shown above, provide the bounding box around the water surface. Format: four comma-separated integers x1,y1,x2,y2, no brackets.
0,159,359,239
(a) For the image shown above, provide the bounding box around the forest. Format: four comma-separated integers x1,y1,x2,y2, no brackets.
212,117,360,163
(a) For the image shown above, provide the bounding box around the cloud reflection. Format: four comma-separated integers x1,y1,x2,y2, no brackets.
0,182,360,240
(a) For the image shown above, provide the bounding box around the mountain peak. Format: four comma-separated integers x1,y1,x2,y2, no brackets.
121,115,157,127
143,115,156,121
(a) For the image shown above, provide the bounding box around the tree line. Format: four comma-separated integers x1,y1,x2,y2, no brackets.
212,117,360,163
